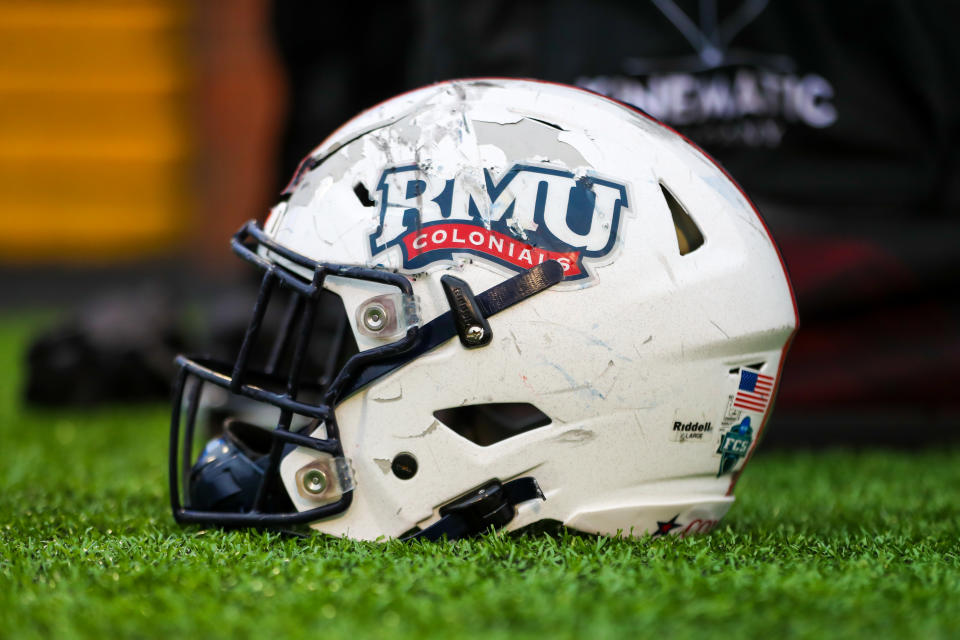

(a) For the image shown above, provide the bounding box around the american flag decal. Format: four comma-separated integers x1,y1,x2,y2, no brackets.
733,368,775,413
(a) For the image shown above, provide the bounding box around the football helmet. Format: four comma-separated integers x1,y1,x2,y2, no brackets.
170,78,797,541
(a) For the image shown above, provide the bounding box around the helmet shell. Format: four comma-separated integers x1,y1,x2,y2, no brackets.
264,79,796,540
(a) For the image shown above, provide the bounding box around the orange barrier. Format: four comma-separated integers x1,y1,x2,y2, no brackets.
0,2,193,262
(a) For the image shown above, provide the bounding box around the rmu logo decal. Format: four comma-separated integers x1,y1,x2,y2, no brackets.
368,164,630,283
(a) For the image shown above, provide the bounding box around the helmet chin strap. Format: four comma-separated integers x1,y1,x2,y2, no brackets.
402,477,545,541
341,260,565,397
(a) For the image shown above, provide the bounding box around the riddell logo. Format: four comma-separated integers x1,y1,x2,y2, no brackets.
672,420,713,441
367,163,630,284
674,421,712,433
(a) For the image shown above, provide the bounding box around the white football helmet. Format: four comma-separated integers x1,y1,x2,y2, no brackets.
170,78,797,541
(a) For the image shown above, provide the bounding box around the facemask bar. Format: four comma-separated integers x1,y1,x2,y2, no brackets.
169,220,421,527
171,220,565,531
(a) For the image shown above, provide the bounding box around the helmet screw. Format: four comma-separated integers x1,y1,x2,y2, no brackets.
301,468,328,495
362,305,387,332
464,325,485,345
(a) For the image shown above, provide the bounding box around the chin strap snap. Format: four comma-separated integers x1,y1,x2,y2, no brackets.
441,274,493,349
402,477,544,542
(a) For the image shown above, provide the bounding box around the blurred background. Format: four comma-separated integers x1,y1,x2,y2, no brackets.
1,0,958,446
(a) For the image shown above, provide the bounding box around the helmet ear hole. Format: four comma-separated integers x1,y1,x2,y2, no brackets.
391,453,418,479
433,403,552,447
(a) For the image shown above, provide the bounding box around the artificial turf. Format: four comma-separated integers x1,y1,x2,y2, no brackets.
1,315,958,639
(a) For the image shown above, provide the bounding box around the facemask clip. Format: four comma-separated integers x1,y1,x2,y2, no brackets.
294,454,356,505
356,293,420,340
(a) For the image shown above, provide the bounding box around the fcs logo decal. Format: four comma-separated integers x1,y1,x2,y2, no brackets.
368,163,630,284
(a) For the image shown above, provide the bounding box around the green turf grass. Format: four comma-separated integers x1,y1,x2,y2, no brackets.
1,315,958,639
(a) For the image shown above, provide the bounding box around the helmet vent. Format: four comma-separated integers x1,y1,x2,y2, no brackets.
353,182,376,207
433,403,552,447
527,116,565,131
660,182,704,255
729,362,765,374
